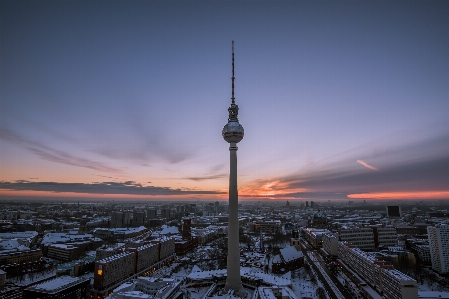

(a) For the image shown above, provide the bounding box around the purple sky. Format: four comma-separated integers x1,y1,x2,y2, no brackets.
1,1,448,201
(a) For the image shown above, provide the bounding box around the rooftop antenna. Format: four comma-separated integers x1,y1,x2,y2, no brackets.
232,40,235,104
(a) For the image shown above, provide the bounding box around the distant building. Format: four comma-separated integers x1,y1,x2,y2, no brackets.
386,205,402,218
111,211,124,228
312,210,327,228
161,208,171,220
146,208,157,219
250,220,281,234
428,224,449,274
133,210,146,226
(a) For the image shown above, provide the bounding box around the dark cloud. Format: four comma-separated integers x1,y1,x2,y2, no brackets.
0,180,225,195
0,127,122,173
240,133,449,200
183,174,227,181
280,134,449,194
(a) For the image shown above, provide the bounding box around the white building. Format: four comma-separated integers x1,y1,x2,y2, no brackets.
428,224,449,274
322,233,338,257
338,242,418,299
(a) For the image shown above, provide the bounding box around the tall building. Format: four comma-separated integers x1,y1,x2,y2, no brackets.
133,210,146,226
386,205,402,218
161,208,171,220
428,224,449,274
222,41,244,293
111,211,123,228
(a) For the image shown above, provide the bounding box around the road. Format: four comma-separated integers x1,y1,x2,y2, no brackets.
300,238,353,299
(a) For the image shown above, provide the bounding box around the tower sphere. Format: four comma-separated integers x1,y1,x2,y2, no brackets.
222,121,244,143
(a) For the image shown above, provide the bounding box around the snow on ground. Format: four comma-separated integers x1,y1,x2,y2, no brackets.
290,267,326,299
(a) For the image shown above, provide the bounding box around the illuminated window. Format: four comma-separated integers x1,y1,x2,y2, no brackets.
97,269,102,275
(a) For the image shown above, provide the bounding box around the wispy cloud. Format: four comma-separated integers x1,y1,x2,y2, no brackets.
0,180,225,195
356,160,379,171
183,174,227,181
241,133,449,199
0,127,122,173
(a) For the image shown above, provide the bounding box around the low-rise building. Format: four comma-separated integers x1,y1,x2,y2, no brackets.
47,244,80,262
23,276,90,299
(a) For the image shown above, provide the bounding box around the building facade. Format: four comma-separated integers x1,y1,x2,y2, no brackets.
338,242,418,299
428,224,449,274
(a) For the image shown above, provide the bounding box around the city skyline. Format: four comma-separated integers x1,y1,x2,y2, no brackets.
1,1,449,201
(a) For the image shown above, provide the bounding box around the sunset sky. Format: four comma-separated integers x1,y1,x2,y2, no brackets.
1,0,448,201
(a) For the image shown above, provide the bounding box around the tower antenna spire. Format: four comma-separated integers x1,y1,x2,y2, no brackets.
232,40,235,104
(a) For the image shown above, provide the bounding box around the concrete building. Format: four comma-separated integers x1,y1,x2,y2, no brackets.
133,210,146,226
111,211,124,228
338,227,375,250
94,251,135,290
161,208,171,220
338,242,418,299
251,220,281,234
222,40,244,293
47,244,80,262
428,224,449,274
109,277,181,299
322,232,338,257
373,227,398,247
23,276,90,299
301,227,331,248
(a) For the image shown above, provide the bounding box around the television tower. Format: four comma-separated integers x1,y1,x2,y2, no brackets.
222,40,244,293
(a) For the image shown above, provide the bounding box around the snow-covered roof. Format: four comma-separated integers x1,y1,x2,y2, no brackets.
280,246,303,262
159,226,180,235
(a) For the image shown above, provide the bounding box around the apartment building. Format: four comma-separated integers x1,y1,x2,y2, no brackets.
111,212,124,228
0,249,42,266
411,243,431,265
23,276,90,299
338,242,418,299
301,228,331,248
428,224,449,274
322,233,338,257
131,243,159,273
94,251,136,290
95,245,125,261
374,227,398,247
338,227,375,250
157,237,176,261
47,244,80,262
251,220,282,234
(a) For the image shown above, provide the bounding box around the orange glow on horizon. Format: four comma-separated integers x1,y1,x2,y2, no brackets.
0,189,223,200
348,191,449,200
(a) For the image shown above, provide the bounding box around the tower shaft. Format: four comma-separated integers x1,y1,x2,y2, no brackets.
225,142,243,292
